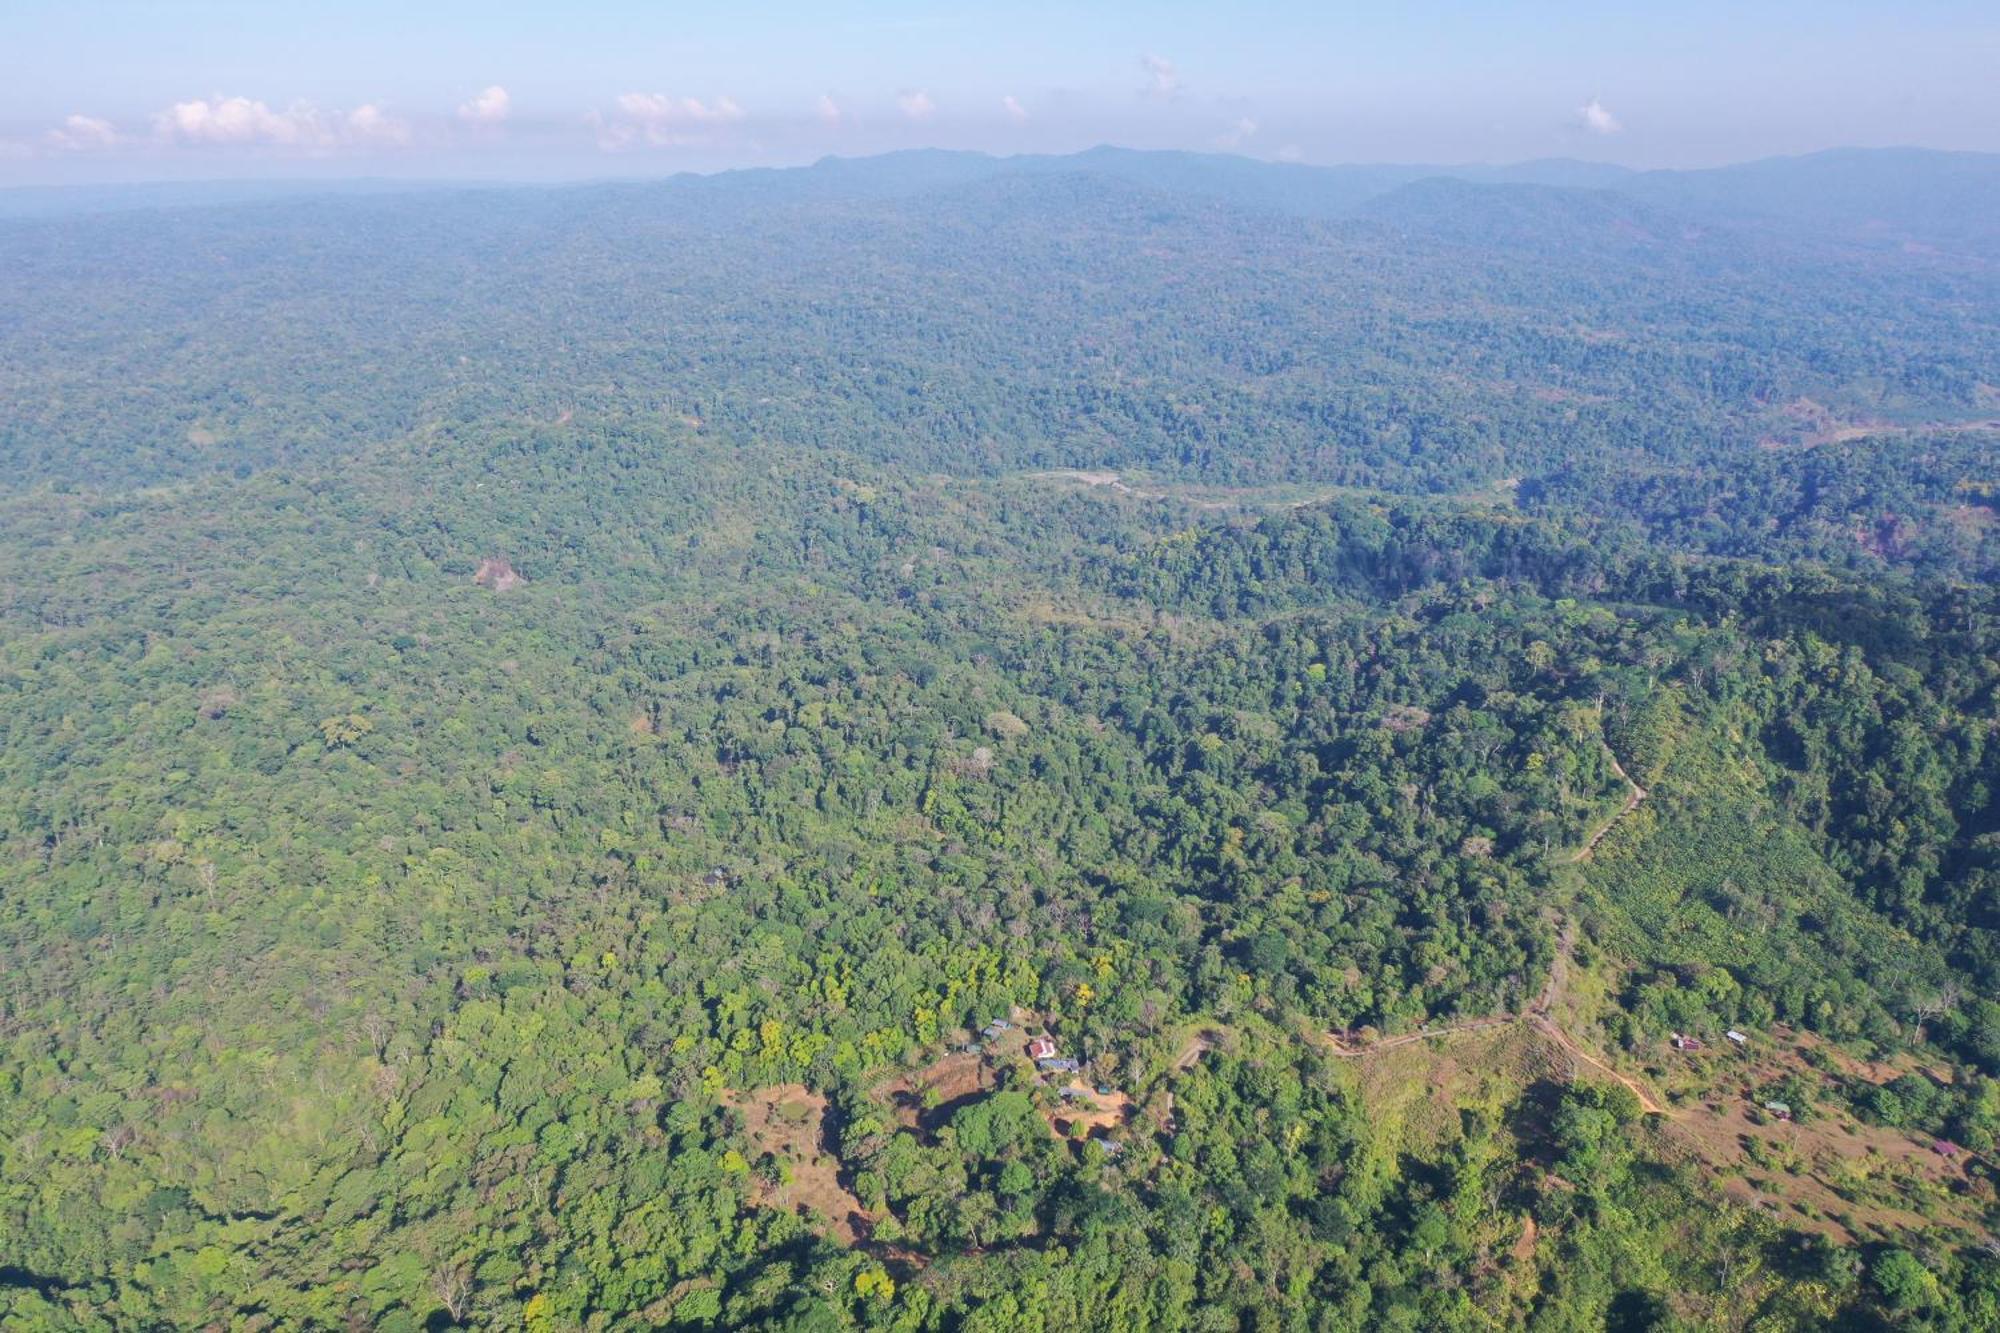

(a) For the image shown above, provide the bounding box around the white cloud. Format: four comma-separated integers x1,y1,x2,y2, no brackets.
146,95,419,152
46,114,120,151
1002,95,1029,124
615,92,744,125
1275,143,1304,163
345,104,410,146
1216,116,1257,149
818,94,842,124
155,96,333,147
1141,53,1181,98
457,85,511,125
1577,97,1621,135
594,92,746,149
897,90,935,120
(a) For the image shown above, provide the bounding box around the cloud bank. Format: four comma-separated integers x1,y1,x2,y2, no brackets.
593,92,745,149
155,96,331,146
46,115,119,151
141,96,410,150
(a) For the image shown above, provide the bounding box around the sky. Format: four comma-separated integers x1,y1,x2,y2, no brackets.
3,1,1997,187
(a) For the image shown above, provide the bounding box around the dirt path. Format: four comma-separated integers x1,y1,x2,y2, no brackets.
1172,1029,1217,1071
1534,918,1575,1015
1528,1014,1666,1114
1188,905,1994,1247
1317,915,1669,1113
1029,469,1160,499
1533,917,1665,1113
1321,1015,1517,1057
1316,1008,1666,1116
1572,743,1646,863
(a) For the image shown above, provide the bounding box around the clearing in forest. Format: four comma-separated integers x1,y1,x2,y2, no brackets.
875,1050,994,1141
1642,1027,1991,1244
725,1085,873,1245
1331,999,1993,1248
1045,1087,1134,1140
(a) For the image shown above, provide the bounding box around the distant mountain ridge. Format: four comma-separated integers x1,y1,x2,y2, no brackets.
6,144,1996,258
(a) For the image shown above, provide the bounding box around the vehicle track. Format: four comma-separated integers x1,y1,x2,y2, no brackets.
1572,743,1646,863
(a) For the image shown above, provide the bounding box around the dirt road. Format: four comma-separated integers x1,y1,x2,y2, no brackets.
1572,743,1646,863
1314,916,1669,1114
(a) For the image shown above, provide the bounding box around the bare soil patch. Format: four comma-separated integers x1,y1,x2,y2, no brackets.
1510,1214,1538,1265
472,556,525,591
1046,1087,1134,1139
726,1084,873,1245
1663,1090,1983,1245
875,1051,993,1141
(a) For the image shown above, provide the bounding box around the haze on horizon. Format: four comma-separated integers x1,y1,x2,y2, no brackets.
3,0,1997,188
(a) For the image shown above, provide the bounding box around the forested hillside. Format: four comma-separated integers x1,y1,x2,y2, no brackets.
2,149,1998,1330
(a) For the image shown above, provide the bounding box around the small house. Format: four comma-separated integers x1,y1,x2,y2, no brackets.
1763,1101,1792,1121
1933,1140,1959,1158
1038,1057,1081,1073
1725,1030,1748,1046
1027,1035,1058,1061
1670,1033,1704,1052
1094,1135,1124,1159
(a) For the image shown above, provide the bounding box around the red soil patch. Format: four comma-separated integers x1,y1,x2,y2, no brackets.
472,556,525,591
1641,1028,1991,1244
875,1051,993,1140
725,1084,873,1245
1684,1098,1975,1244
1510,1214,1538,1265
1046,1087,1134,1140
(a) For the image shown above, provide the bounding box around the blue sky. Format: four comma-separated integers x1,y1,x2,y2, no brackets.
3,2,1996,184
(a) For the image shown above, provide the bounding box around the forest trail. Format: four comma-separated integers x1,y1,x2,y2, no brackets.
1173,1030,1216,1071
1530,916,1667,1114
1534,918,1575,1015
1571,742,1647,863
1030,469,1158,499
1319,916,1575,1058
1320,1015,1517,1057
1314,916,1672,1115
1527,1014,1666,1115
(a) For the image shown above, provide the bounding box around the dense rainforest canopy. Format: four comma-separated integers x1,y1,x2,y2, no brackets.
2,146,1998,1330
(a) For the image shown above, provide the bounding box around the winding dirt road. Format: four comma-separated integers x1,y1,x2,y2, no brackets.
1527,1013,1666,1114
1321,1015,1518,1057
1572,743,1647,863
1313,915,1671,1115
1176,743,1666,1110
